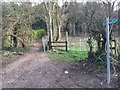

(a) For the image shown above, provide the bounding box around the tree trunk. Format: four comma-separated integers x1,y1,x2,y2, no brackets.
11,34,26,48
97,34,101,50
87,37,94,59
73,24,75,36
58,24,61,41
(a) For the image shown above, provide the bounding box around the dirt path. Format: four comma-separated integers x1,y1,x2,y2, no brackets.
2,43,118,88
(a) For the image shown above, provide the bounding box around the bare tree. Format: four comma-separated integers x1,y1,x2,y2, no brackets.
41,1,69,43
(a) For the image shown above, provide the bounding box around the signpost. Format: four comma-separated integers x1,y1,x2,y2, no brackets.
106,18,110,85
103,18,118,26
105,17,118,84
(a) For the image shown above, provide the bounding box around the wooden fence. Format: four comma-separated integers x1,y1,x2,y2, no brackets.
48,41,68,51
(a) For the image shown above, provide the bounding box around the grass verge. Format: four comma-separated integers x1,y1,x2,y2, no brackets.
48,50,88,64
2,47,29,62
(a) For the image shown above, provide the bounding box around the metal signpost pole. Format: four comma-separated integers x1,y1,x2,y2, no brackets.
106,18,110,85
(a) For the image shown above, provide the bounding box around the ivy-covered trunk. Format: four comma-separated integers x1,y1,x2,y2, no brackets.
12,27,18,48
87,36,94,59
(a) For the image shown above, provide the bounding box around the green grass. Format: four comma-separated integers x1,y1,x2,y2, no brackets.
68,38,97,52
48,50,88,64
68,46,89,51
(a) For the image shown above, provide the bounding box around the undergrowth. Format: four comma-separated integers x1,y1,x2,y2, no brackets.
2,47,29,61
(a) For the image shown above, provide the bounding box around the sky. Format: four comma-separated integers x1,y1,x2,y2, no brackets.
3,0,90,3
3,0,87,6
3,0,119,8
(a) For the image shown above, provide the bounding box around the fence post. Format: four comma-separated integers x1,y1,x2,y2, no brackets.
80,38,81,51
66,31,68,50
66,31,68,42
48,41,51,50
66,41,68,51
42,37,45,52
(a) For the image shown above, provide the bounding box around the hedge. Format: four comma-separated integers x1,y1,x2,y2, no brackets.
32,29,46,39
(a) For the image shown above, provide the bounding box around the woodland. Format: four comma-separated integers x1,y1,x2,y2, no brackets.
1,0,120,88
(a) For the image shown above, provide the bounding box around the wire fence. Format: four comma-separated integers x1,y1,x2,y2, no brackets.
68,37,97,52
